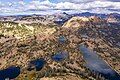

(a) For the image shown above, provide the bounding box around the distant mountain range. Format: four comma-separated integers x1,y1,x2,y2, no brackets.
0,12,120,24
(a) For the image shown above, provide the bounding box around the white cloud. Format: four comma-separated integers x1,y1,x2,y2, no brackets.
0,0,120,15
55,2,79,9
55,1,120,12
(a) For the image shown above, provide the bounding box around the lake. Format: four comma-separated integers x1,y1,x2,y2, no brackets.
0,66,20,80
52,51,69,62
79,44,120,80
28,58,46,71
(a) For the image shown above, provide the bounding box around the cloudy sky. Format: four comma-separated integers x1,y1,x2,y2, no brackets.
0,0,120,15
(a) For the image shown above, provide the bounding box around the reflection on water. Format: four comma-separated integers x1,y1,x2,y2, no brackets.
28,58,46,71
79,44,120,80
52,52,69,62
0,66,20,80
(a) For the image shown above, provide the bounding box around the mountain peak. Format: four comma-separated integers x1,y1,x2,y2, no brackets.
62,16,106,28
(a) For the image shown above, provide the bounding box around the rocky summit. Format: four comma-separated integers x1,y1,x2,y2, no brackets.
0,13,120,80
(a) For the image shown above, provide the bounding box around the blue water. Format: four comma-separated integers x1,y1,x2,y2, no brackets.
79,45,120,80
52,52,69,61
58,36,67,43
0,66,20,80
28,58,46,71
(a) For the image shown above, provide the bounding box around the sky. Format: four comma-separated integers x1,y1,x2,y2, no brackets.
0,0,120,15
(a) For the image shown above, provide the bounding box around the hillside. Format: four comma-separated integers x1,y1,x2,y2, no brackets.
0,16,120,80
62,16,120,74
0,21,57,39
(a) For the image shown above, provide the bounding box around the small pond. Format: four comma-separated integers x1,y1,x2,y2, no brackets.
58,36,67,43
28,58,46,71
0,66,20,80
52,51,69,62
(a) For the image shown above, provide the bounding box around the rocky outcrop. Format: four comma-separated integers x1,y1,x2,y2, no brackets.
106,14,119,23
